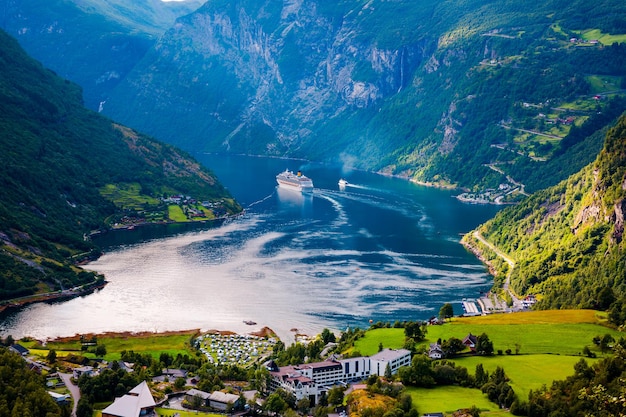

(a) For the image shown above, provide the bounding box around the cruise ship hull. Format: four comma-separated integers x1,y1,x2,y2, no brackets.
276,170,314,193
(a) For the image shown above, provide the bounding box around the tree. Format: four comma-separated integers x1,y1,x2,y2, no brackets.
476,333,494,356
321,328,336,344
474,363,488,387
265,393,288,414
174,377,186,390
441,337,465,357
404,321,426,342
296,397,311,414
439,303,454,321
94,344,107,357
384,363,393,379
47,349,57,363
327,386,346,406
599,334,615,354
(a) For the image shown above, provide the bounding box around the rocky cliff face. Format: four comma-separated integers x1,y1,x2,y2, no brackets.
103,0,431,156
0,0,203,109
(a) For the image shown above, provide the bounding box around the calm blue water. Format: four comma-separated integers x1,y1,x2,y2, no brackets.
0,155,500,342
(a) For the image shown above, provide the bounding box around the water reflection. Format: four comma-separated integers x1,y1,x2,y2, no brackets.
0,156,501,343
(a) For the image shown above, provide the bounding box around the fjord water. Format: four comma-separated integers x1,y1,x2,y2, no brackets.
0,155,500,342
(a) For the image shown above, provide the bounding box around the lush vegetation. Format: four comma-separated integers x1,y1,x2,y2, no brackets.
4,310,626,417
0,347,68,416
26,0,616,198
5,1,626,196
465,114,626,320
0,29,241,305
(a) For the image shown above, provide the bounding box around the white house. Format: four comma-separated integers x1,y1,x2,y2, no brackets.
101,381,156,417
428,343,444,360
48,391,70,404
73,366,94,379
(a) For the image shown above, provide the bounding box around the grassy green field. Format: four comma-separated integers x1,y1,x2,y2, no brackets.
26,330,199,362
454,354,598,399
354,310,620,357
352,310,621,401
586,75,622,94
352,328,407,354
168,205,189,222
577,29,626,45
406,385,513,417
99,183,160,209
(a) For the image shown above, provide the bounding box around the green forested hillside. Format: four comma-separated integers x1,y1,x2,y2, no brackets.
101,0,626,195
0,29,241,303
4,0,626,197
464,113,626,320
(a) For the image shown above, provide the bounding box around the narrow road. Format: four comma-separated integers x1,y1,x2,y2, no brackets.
473,231,524,310
59,373,79,417
498,123,562,139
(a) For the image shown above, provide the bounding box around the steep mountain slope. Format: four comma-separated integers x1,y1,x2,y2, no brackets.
100,0,626,193
0,29,241,303
463,113,626,316
0,0,203,109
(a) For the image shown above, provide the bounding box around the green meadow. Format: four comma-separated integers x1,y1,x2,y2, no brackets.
26,330,198,362
352,310,622,405
407,385,513,417
577,29,626,45
99,183,160,210
168,205,189,222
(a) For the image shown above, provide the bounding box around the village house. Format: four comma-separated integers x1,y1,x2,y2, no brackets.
9,344,29,356
101,381,156,417
48,391,70,405
162,368,188,380
209,391,242,411
73,365,95,379
462,334,478,352
428,343,444,360
185,388,211,407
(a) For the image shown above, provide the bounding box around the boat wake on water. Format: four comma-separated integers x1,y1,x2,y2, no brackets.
247,191,275,208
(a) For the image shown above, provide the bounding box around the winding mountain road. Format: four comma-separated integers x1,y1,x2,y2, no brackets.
473,231,524,310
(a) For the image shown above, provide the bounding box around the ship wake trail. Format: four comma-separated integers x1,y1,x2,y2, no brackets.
313,190,348,227
247,191,275,208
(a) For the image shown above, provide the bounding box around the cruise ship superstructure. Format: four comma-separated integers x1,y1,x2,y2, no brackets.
276,169,314,193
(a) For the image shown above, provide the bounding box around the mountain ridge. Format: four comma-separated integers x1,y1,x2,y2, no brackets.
4,0,626,196
100,0,626,194
463,112,626,323
0,28,241,304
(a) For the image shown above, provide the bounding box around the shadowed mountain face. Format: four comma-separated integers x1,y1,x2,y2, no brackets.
0,0,204,109
3,0,626,193
0,28,240,302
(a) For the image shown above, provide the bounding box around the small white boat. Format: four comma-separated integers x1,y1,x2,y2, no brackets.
338,178,348,187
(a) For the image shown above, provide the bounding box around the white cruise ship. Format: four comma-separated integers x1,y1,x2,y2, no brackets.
276,169,314,193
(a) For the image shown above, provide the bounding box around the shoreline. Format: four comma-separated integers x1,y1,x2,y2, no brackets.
0,279,108,315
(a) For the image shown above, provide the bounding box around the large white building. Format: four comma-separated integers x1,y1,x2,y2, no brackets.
268,349,411,403
369,348,412,376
